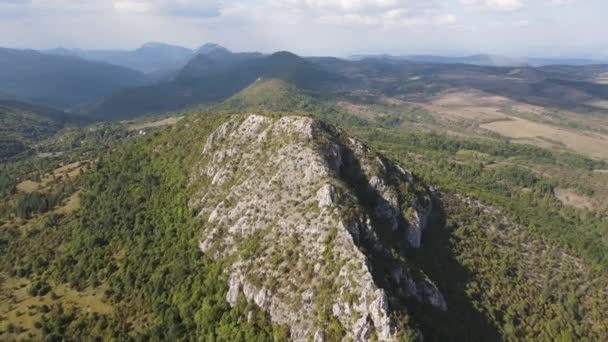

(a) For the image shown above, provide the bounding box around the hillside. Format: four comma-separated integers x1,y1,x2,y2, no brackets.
0,48,149,109
1,112,607,340
0,99,85,160
213,79,365,126
176,46,263,82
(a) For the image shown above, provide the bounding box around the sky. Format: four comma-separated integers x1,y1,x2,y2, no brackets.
0,0,606,57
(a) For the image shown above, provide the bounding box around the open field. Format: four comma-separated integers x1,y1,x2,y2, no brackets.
15,180,40,193
55,191,81,215
337,101,381,121
480,117,608,159
126,116,182,131
337,89,608,160
16,161,86,193
424,90,608,132
0,276,111,340
419,90,510,123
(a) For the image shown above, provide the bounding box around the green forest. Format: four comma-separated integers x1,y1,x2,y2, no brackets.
1,108,608,340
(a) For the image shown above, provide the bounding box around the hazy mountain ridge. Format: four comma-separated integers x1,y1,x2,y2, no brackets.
5,42,608,122
350,53,608,67
88,48,608,121
44,42,252,76
0,47,149,109
45,42,195,74
87,51,339,120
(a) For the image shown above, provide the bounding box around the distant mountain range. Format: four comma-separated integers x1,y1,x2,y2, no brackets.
349,53,608,67
86,50,339,120
0,47,149,110
43,42,241,76
2,41,608,121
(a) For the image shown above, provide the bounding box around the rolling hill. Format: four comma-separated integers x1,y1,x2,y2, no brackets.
87,51,341,120
176,46,264,82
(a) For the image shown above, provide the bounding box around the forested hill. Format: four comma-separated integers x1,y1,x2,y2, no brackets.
1,111,608,340
85,51,340,120
0,99,87,160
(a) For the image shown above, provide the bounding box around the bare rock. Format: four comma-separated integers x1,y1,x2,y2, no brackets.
317,184,336,208
188,114,443,341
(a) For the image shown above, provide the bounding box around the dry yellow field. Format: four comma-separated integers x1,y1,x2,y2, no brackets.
480,117,608,159
127,116,182,131
54,191,81,215
424,90,509,123
337,101,384,121
341,89,608,160
16,180,40,193
16,161,86,193
0,276,112,340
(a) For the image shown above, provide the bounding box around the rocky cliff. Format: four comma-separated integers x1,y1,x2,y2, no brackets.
187,114,446,341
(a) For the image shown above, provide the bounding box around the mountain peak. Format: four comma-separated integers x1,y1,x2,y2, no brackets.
197,43,231,55
269,51,301,60
140,42,171,49
136,42,193,53
189,113,445,340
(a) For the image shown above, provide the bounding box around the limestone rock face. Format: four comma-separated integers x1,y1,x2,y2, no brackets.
317,184,336,208
188,114,444,341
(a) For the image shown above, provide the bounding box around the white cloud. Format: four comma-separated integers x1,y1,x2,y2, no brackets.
279,0,453,28
286,0,403,13
112,0,221,17
281,0,446,16
319,11,455,28
0,0,606,57
460,0,524,11
513,19,529,26
435,14,456,25
545,0,577,5
0,0,223,17
113,1,149,13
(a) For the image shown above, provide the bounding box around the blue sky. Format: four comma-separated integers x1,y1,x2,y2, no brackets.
0,0,605,57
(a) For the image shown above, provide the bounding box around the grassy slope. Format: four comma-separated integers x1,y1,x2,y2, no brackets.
212,78,366,127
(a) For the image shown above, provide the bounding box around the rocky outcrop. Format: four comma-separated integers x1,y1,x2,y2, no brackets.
188,114,445,341
316,184,336,208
